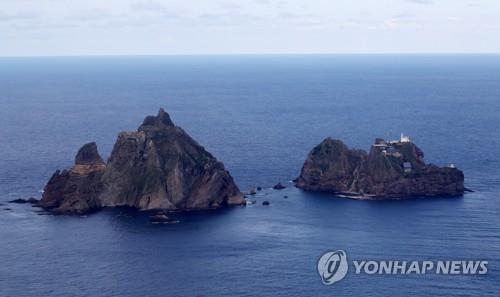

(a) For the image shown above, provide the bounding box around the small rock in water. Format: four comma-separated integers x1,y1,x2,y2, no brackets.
273,183,286,190
8,197,39,204
28,197,39,204
149,212,178,224
3,208,12,211
249,188,257,195
262,201,270,206
256,187,262,191
283,195,288,199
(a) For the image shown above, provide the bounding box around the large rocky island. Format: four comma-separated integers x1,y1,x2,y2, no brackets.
295,134,465,199
39,108,245,214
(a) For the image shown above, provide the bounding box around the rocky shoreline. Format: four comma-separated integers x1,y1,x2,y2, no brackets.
37,108,245,215
22,110,467,215
295,135,465,199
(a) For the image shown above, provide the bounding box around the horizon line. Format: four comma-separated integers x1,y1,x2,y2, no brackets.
1,52,500,58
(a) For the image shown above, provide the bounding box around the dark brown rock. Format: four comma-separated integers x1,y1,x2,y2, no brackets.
39,109,245,214
295,137,465,199
75,142,104,165
9,197,39,204
38,142,105,214
99,108,244,210
273,183,286,190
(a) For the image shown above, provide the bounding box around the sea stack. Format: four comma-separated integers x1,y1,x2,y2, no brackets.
39,108,245,214
39,142,106,214
295,134,465,199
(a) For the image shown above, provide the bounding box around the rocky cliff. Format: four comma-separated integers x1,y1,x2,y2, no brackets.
39,142,105,214
39,109,245,214
295,137,464,198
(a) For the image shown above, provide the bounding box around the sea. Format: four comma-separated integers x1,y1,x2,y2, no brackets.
0,54,499,296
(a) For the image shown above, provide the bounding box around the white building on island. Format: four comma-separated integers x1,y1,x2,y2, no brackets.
400,133,411,143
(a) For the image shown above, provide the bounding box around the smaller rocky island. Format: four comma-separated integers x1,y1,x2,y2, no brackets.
295,134,465,199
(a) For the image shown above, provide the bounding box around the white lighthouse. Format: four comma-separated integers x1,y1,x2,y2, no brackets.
400,133,411,143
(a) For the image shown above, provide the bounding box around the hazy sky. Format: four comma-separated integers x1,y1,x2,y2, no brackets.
1,0,499,56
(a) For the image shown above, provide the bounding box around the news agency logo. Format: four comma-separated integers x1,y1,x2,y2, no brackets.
318,250,488,286
317,250,349,285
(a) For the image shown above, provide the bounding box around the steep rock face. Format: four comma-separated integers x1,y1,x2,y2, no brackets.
39,142,106,214
295,138,367,193
295,137,464,198
99,108,244,210
39,109,244,214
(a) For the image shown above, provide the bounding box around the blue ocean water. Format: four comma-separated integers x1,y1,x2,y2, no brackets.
0,54,499,296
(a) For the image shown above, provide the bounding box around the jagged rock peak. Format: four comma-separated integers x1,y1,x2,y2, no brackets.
40,142,106,214
75,142,104,165
311,137,351,155
139,108,174,130
39,108,245,214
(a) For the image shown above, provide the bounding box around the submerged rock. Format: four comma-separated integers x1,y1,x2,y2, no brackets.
9,197,39,204
149,212,178,224
295,136,465,199
262,201,270,206
39,108,245,215
273,183,286,190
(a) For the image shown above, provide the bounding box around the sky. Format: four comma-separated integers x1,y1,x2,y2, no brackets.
1,0,499,56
